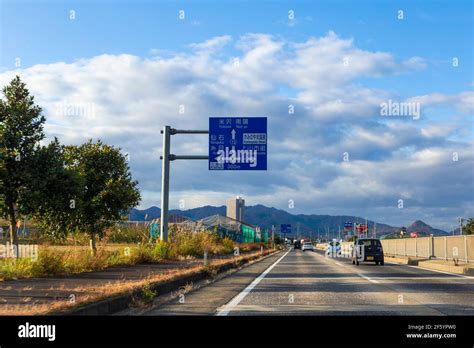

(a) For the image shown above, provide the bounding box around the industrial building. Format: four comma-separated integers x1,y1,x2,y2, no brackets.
226,196,245,222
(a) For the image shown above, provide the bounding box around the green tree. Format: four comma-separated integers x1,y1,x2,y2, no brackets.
0,76,45,247
273,235,282,245
65,140,141,254
462,218,474,235
28,138,83,241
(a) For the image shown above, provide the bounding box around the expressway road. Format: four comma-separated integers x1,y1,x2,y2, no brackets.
135,248,474,316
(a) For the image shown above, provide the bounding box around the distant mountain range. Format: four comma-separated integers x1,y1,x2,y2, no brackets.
129,204,448,238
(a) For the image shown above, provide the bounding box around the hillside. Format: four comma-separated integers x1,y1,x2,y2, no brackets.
129,204,448,238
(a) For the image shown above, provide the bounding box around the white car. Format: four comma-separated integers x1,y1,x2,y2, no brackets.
302,242,314,251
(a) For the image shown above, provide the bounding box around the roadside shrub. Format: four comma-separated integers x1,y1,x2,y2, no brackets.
170,230,240,257
104,249,127,268
106,224,150,244
218,237,235,254
31,248,66,276
171,230,202,257
0,258,34,280
141,284,157,304
81,248,118,271
239,243,261,252
130,243,155,264
152,241,175,260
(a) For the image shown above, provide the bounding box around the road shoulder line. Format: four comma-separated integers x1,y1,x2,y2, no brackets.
216,250,290,316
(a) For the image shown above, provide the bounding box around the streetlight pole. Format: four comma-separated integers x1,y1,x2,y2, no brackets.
365,217,368,238
271,225,275,248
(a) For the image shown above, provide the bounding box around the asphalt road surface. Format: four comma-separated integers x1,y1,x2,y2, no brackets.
138,248,474,316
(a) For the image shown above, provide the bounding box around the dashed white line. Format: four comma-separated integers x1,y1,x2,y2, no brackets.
215,250,290,316
263,276,465,281
357,273,380,284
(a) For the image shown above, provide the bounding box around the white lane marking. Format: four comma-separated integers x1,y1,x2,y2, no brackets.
317,252,474,280
315,250,473,280
312,251,380,284
261,276,468,281
357,273,380,284
385,262,474,279
215,250,290,316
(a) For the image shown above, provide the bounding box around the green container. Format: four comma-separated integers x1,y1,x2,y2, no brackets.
241,225,255,243
255,229,261,243
149,223,160,240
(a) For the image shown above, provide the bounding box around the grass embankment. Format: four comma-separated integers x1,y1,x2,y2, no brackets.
0,248,279,315
0,229,264,280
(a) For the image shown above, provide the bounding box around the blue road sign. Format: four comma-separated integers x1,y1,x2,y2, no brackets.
209,117,267,170
281,224,291,234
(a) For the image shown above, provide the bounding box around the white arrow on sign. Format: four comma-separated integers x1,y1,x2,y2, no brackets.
231,128,236,152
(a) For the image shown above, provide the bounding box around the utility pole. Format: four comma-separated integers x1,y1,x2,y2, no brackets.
271,225,275,248
459,217,463,236
160,126,209,241
365,217,368,238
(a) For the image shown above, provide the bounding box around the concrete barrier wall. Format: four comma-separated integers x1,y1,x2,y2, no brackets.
433,237,445,259
381,235,473,262
417,238,430,258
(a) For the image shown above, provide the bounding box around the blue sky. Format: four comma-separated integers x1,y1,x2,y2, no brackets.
2,0,472,93
0,0,473,230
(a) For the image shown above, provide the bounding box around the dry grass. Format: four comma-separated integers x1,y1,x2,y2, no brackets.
0,244,141,280
0,230,245,280
0,249,276,315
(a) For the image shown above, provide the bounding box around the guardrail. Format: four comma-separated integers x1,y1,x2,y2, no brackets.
381,235,473,263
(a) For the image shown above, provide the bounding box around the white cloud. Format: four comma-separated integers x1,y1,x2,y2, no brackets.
407,91,474,114
0,32,471,230
189,35,232,53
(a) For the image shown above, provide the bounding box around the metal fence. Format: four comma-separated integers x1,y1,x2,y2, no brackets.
381,235,473,262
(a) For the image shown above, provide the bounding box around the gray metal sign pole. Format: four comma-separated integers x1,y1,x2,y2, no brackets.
160,126,209,241
160,126,171,242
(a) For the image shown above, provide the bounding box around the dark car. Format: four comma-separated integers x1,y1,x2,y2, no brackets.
294,240,301,250
352,238,384,265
